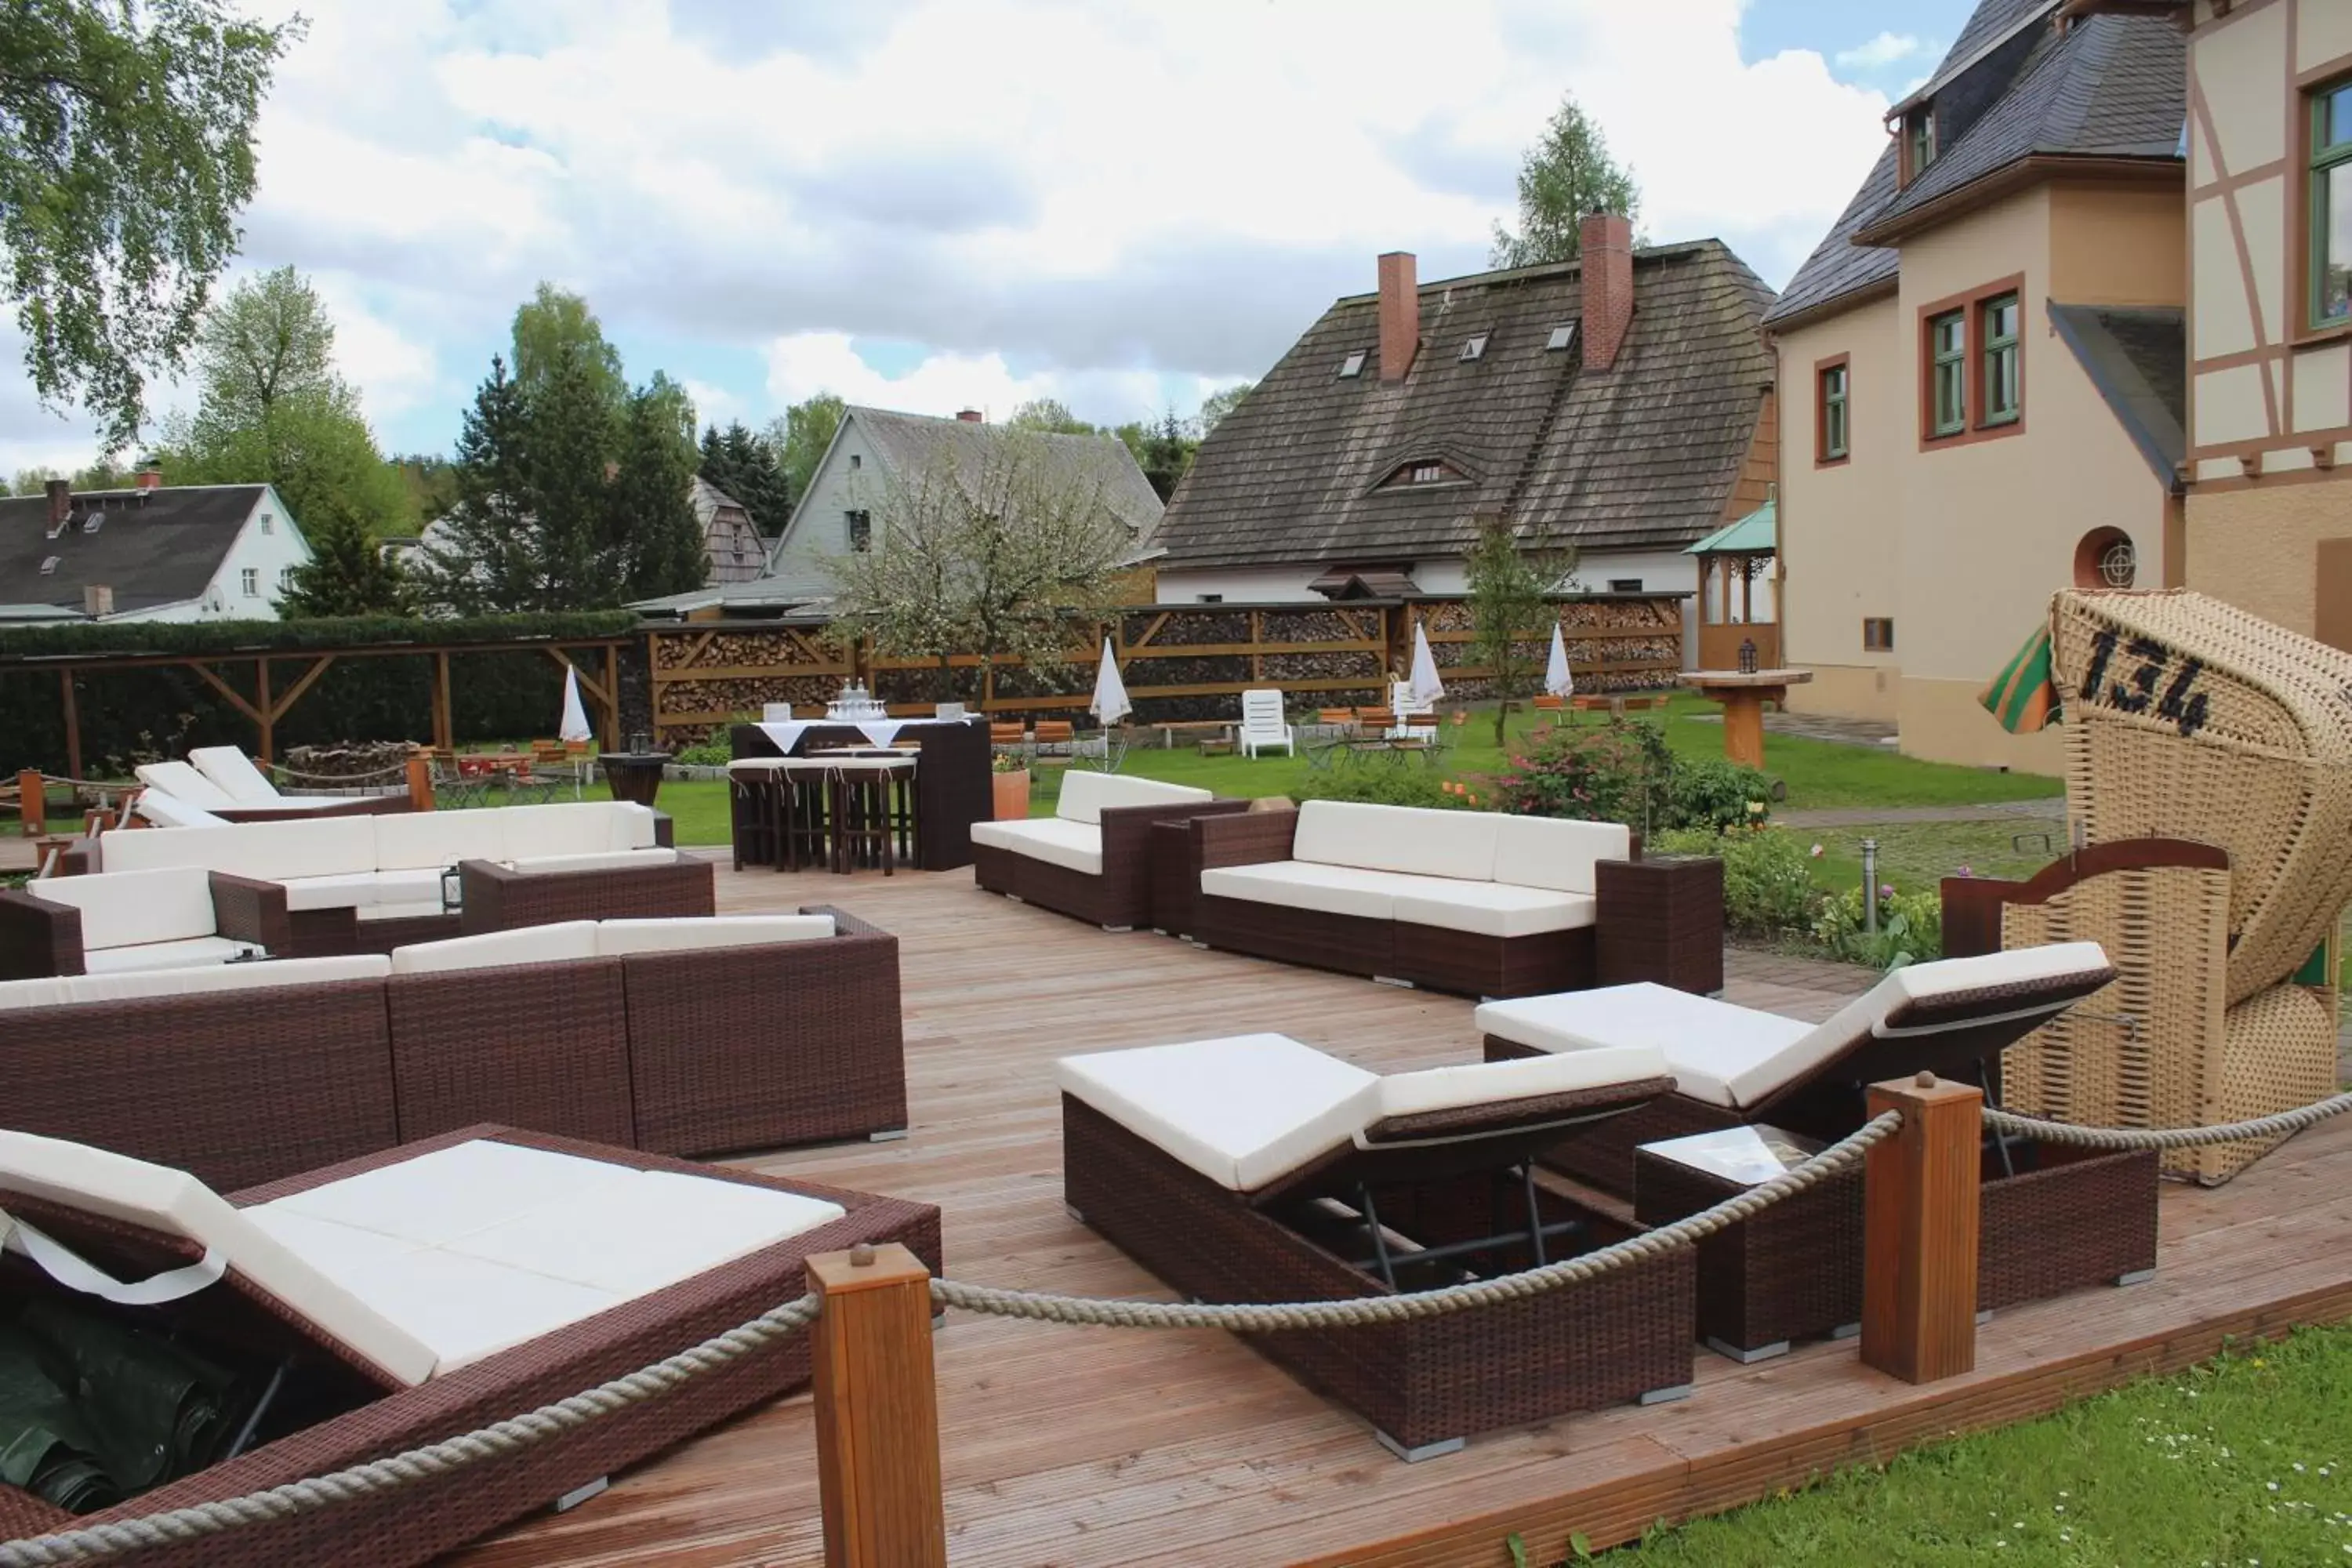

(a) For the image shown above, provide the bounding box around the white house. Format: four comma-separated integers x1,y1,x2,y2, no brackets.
0,476,313,624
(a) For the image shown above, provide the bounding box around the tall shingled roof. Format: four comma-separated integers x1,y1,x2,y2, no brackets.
1766,2,2184,328
0,485,268,616
844,407,1166,545
1154,241,1776,568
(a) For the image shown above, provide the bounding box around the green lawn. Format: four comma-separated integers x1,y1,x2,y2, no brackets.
1563,1327,2352,1566
1802,820,2065,903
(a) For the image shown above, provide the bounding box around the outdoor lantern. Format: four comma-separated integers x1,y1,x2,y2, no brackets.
628,730,652,754
1738,637,1758,674
441,865,463,911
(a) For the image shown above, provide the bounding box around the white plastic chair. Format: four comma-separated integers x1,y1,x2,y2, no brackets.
1239,689,1294,758
1388,681,1437,742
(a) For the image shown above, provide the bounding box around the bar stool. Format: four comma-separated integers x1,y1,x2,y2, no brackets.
778,758,835,872
825,755,918,875
726,758,789,869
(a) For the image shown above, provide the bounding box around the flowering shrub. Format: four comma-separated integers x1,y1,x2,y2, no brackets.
1668,757,1776,831
1651,826,1820,936
1478,718,1674,827
990,751,1029,775
1293,770,1468,810
1811,883,1945,968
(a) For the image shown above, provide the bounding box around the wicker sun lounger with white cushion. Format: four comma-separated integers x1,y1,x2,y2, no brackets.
0,1123,940,1563
1476,942,2118,1195
1058,1033,1693,1458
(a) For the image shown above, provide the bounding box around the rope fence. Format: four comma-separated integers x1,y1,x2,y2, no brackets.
7,1084,2352,1559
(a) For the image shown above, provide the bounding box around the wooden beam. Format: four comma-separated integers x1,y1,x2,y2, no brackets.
59,670,81,779
604,641,621,751
1862,1073,1984,1384
256,656,274,764
265,655,338,724
16,769,44,837
433,652,453,753
1129,611,1171,649
808,1243,947,1568
187,661,263,725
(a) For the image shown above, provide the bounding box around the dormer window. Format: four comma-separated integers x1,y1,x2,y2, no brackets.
1338,351,1367,379
1379,459,1464,489
1545,324,1577,353
1460,334,1489,362
1904,106,1938,183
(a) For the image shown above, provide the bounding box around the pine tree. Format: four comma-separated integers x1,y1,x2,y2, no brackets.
277,492,412,617
527,348,625,606
698,419,791,535
416,358,543,614
1490,94,1642,269
613,383,707,601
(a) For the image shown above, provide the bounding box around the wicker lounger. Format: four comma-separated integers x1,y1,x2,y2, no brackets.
0,1123,941,1564
1058,1033,1692,1460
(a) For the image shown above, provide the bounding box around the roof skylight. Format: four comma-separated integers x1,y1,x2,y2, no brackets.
1546,324,1578,352
1338,351,1367,379
1461,334,1489,362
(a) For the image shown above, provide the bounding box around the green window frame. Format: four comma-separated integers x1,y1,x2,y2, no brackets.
1980,292,2020,426
1929,310,1966,437
1906,108,1936,180
2310,79,2352,329
1820,364,1849,459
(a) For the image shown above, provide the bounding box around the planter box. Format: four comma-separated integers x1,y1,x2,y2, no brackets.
993,769,1033,820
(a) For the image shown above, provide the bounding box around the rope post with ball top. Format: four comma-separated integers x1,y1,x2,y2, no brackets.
1862,1071,1983,1384
808,1241,947,1568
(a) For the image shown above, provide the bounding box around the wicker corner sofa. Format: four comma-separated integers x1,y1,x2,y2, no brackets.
0,867,291,979
1185,801,1639,998
971,770,1250,931
0,1123,941,1564
0,909,907,1192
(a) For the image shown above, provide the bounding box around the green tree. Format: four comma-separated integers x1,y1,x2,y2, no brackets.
1488,93,1642,270
767,391,844,506
416,357,543,615
1118,407,1196,501
1463,518,1577,745
188,264,334,430
1195,382,1253,436
0,0,301,452
277,492,412,617
389,453,460,529
699,420,790,535
526,343,625,605
510,282,626,417
610,379,707,601
1007,397,1094,435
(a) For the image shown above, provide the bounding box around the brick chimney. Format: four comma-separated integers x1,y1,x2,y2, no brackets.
44,478,70,534
1377,252,1419,383
134,464,162,492
82,585,113,618
956,408,984,423
1579,212,1635,372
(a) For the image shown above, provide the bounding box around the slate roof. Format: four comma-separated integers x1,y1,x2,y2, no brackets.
2048,303,2186,487
1767,1,2183,326
1153,241,1776,568
0,485,266,616
845,408,1166,545
690,475,747,528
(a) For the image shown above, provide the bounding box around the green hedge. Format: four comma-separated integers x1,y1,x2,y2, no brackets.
0,613,641,778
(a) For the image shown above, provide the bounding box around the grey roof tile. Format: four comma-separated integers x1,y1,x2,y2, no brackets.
0,485,267,614
848,407,1166,543
2048,302,2185,485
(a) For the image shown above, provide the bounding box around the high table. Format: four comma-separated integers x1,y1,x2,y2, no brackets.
1678,668,1814,771
728,717,990,872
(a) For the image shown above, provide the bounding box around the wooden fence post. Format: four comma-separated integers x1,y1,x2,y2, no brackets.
808,1242,946,1568
16,770,45,837
1861,1071,1983,1384
404,755,435,813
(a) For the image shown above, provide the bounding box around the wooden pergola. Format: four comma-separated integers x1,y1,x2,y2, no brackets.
7,633,635,777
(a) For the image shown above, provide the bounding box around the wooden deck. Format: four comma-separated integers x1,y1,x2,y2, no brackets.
463,861,2352,1568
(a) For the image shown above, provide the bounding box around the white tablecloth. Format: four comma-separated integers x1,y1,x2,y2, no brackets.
753,716,975,754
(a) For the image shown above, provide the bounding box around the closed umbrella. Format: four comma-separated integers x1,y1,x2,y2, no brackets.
1545,623,1575,699
1089,638,1131,771
558,666,593,744
1404,622,1444,738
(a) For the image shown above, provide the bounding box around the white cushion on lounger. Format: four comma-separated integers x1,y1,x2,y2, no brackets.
1491,816,1629,895
1292,800,1499,882
503,848,679,876
187,746,281,804
133,761,238,811
1475,985,1813,1110
28,867,219,951
0,1131,441,1388
1371,1044,1671,1118
389,921,599,975
1198,860,1403,921
595,915,834,956
372,808,508,871
299,1244,625,1371
1058,1033,1378,1192
1391,882,1597,938
1054,771,1211,825
261,1139,642,1247
132,791,231,829
79,937,257,973
969,818,1103,877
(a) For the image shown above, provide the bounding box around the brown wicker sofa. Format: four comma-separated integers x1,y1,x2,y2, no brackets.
1058,1032,1693,1459
0,868,292,979
971,770,1249,930
0,1123,941,1563
1185,802,1644,998
0,909,906,1192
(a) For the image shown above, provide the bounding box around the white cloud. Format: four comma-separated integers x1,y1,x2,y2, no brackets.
1835,31,1932,71
762,332,1233,428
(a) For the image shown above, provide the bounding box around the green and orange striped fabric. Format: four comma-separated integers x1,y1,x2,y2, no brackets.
1981,622,2059,734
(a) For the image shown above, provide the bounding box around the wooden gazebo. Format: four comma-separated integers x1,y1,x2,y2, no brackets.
1686,492,1779,671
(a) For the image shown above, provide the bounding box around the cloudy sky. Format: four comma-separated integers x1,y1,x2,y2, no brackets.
5,0,1973,475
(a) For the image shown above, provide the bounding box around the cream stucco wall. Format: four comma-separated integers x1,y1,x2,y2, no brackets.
2047,182,2187,307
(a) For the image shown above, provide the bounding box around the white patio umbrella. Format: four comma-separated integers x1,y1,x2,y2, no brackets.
557,664,593,744
1544,623,1575,699
1089,637,1131,770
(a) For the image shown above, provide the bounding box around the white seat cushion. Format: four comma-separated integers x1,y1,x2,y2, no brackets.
389,921,601,975
503,848,680,876
969,818,1103,876
281,867,445,913
79,937,257,973
28,867,220,950
133,762,238,811
0,1131,439,1387
133,791,232,830
97,815,379,883
187,747,282,805
262,1140,642,1246
595,916,834,956
1058,1033,1379,1191
372,808,509,872
1391,882,1597,938
1197,860,1406,921
1475,984,1813,1110
359,900,448,924
1490,816,1630,895
1053,770,1212,825
1292,800,1500,881
1370,1044,1672,1119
